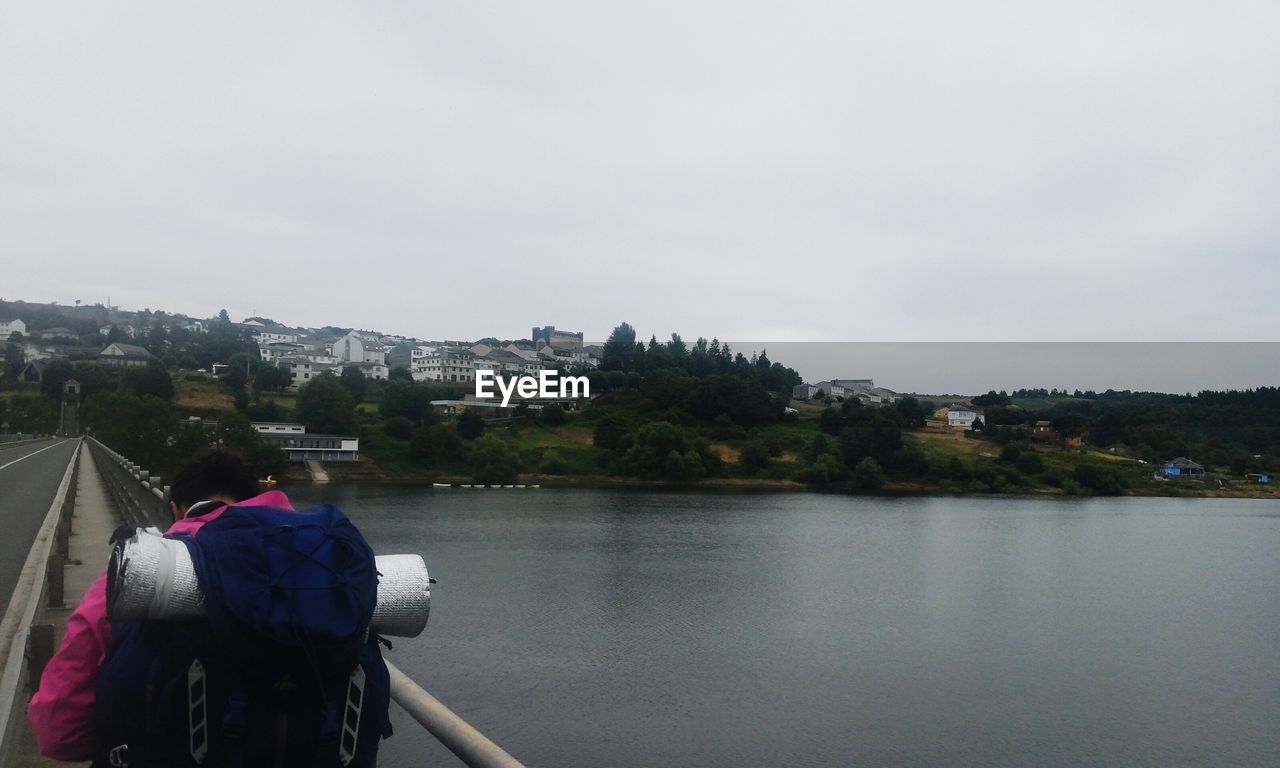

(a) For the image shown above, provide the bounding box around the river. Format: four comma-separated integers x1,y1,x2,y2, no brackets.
286,485,1280,768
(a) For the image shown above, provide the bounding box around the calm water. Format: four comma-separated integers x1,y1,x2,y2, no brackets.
288,486,1280,768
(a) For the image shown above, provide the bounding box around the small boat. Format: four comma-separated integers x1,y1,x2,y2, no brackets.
432,482,451,488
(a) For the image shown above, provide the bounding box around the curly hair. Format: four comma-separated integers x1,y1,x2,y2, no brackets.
167,450,260,509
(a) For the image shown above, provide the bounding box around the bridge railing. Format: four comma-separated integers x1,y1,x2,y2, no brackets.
0,439,80,768
78,439,528,768
84,438,170,529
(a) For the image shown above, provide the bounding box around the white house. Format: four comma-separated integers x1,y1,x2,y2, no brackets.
277,357,335,389
259,342,308,363
23,344,55,363
253,327,300,345
947,404,985,430
331,331,367,363
0,318,27,338
352,361,389,380
35,327,79,341
100,343,153,368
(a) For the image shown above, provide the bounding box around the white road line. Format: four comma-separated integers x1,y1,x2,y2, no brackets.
0,440,64,472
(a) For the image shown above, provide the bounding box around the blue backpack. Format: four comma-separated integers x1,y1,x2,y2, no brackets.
95,504,392,768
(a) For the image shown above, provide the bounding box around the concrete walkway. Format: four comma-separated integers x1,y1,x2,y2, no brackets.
13,446,118,768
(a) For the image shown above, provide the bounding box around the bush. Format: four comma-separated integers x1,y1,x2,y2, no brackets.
384,416,414,440
1015,451,1044,475
1074,461,1128,495
410,424,463,466
456,411,485,440
852,457,886,491
738,440,771,474
798,453,848,484
468,435,520,485
593,413,630,449
540,449,568,474
540,403,566,427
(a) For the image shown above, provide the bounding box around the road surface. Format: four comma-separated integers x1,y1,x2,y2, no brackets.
0,440,76,613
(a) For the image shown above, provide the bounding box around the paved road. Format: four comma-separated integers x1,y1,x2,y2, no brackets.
0,439,76,613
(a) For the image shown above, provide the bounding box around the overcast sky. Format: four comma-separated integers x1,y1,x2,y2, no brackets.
2,2,1278,347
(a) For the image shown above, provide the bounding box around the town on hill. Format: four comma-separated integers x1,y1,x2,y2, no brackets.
1,298,1276,497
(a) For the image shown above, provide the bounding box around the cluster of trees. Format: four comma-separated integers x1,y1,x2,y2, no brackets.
975,387,1280,472
799,399,929,487
598,322,802,396
79,393,284,478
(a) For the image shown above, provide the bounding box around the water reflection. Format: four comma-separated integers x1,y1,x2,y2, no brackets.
288,486,1280,768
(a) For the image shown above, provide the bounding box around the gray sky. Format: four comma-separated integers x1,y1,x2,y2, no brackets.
2,2,1279,346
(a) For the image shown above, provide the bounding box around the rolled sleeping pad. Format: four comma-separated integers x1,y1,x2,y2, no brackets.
106,528,431,638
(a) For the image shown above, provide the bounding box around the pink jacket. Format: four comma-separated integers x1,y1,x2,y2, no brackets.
27,490,294,761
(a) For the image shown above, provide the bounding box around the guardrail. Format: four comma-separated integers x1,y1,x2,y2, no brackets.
76,439,529,768
0,439,80,768
85,438,170,529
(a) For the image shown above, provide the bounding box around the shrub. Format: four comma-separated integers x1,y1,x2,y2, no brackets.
853,457,886,491
456,411,485,440
384,416,414,440
738,440,771,474
468,435,520,485
540,403,566,427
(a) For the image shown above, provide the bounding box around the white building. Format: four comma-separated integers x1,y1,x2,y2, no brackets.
277,357,336,389
0,318,27,337
252,422,307,436
253,327,300,345
251,422,360,462
352,361,389,380
100,342,153,368
331,331,367,363
947,404,985,430
259,342,307,363
418,347,476,383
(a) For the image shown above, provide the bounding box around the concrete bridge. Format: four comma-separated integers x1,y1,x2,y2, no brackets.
0,438,525,768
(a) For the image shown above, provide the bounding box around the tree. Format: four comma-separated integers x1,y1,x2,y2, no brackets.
217,309,231,324
80,393,178,472
340,365,368,402
255,365,293,393
893,397,927,429
384,416,414,440
593,413,630,449
468,435,520,485
410,424,464,466
389,365,413,383
602,322,638,371
456,411,485,440
739,441,771,474
125,359,174,400
296,374,357,435
40,358,76,399
5,394,57,434
853,457,886,491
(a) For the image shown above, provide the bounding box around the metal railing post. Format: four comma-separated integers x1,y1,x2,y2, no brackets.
25,625,54,694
